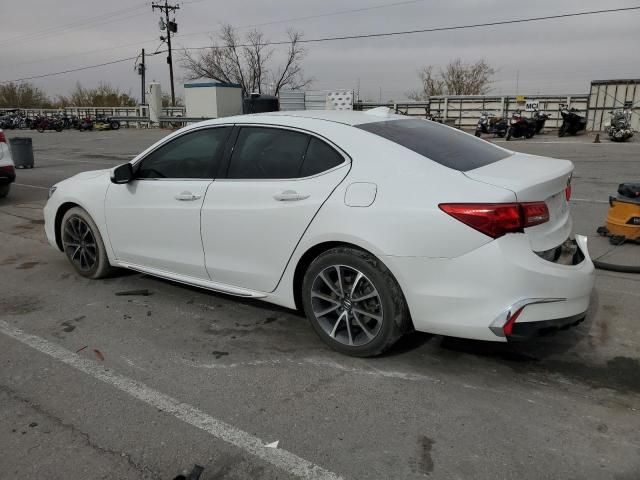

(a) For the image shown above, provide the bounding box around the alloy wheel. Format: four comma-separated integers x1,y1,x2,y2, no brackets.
62,216,98,272
310,265,384,346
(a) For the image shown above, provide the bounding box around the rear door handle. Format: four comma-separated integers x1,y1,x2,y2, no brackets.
175,192,202,201
273,190,310,202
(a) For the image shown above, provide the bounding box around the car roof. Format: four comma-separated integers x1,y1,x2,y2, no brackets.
201,108,405,127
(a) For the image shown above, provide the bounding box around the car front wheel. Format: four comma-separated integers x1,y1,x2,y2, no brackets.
301,247,409,357
61,207,114,279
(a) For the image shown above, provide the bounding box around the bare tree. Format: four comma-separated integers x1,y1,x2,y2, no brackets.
0,82,52,108
181,25,311,97
408,58,495,100
57,82,137,107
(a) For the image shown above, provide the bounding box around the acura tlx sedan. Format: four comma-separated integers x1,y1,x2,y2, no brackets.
43,109,595,357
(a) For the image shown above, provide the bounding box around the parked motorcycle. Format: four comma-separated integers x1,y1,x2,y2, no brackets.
35,116,64,133
532,110,550,134
94,114,121,130
506,111,536,140
425,108,443,123
77,116,94,131
0,110,29,129
605,105,634,142
474,111,508,138
558,105,587,137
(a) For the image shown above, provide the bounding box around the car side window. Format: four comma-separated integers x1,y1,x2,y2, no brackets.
227,127,310,179
299,137,344,177
136,127,230,179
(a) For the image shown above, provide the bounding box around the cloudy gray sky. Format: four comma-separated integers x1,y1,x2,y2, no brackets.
1,0,639,101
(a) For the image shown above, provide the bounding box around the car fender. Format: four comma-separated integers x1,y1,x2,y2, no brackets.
44,171,116,263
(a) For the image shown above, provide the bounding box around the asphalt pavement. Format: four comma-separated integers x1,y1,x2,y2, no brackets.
1,128,639,480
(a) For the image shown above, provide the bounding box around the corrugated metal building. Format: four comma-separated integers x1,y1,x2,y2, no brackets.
587,79,640,132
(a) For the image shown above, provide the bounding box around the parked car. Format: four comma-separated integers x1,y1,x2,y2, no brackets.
0,129,16,198
43,109,595,356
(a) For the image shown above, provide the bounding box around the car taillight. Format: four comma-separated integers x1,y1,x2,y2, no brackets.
565,185,572,201
439,202,549,238
0,131,6,143
502,305,526,336
0,165,15,175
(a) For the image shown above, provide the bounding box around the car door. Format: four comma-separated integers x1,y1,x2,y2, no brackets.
105,126,231,279
201,125,350,292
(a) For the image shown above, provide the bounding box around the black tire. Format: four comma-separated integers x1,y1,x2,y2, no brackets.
301,247,409,357
61,207,115,279
37,125,45,133
110,121,120,130
0,184,9,198
506,127,513,141
558,124,567,137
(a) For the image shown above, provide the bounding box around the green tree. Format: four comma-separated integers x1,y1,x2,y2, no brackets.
0,82,52,108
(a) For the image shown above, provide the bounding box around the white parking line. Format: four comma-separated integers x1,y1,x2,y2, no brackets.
571,198,609,204
13,183,49,190
0,320,341,480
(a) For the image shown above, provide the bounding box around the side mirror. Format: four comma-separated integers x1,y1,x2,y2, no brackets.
111,163,134,184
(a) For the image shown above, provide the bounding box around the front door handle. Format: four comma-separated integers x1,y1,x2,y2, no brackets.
175,192,202,201
273,190,310,202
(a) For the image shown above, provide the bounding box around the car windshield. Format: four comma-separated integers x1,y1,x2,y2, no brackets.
355,118,512,171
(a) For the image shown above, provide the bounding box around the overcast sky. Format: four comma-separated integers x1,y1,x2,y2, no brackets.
1,0,639,101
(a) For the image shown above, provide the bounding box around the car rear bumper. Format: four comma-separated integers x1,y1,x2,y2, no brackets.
382,233,595,342
508,312,586,341
0,171,15,184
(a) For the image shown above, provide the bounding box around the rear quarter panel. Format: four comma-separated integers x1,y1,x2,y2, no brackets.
271,122,517,306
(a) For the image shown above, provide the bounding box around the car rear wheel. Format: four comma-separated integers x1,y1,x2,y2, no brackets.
61,207,114,279
301,247,408,357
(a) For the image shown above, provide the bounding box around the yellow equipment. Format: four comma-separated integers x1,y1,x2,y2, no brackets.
597,183,640,244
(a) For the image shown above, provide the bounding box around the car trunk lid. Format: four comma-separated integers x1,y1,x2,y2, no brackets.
463,152,574,251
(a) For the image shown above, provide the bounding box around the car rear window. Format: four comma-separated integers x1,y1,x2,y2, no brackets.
355,118,511,171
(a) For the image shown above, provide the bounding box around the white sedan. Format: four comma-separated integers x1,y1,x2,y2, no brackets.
44,109,595,356
0,129,16,198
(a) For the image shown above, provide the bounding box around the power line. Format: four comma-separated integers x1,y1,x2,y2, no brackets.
2,37,162,70
178,0,427,39
0,3,150,47
0,53,164,84
2,0,426,69
182,5,640,50
2,5,639,85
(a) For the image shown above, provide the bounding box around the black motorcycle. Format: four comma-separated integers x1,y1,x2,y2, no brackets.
425,108,443,123
506,111,536,140
474,111,507,138
558,105,586,137
605,105,634,142
532,110,550,134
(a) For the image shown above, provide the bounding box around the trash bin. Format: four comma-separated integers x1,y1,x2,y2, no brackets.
9,137,34,169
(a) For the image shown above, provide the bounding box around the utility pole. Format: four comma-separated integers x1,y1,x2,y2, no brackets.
152,0,179,106
137,48,146,105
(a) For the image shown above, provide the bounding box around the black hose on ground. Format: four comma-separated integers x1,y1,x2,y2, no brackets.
593,260,640,273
